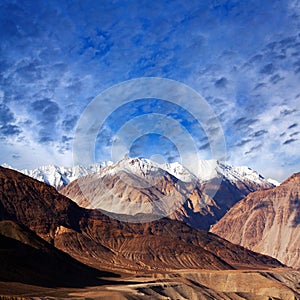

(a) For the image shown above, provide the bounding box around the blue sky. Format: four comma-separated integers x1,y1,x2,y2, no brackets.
0,0,300,181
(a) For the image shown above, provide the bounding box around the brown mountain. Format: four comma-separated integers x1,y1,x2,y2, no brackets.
170,175,274,229
0,166,283,273
211,172,300,269
0,220,116,287
60,158,273,230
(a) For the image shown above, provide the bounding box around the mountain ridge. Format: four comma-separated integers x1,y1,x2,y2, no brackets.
2,158,278,190
60,157,275,229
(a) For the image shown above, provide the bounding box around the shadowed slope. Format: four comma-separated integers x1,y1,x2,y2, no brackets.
0,220,117,287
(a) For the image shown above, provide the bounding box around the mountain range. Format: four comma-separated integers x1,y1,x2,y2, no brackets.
0,165,281,271
6,158,276,230
4,158,278,190
0,165,299,298
60,158,275,229
33,158,300,269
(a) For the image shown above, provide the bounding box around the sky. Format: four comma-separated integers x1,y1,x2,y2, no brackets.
0,0,300,181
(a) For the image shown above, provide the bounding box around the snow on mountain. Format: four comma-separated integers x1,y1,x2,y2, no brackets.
214,161,272,189
96,158,272,188
1,163,13,169
164,159,273,189
162,161,198,183
1,157,275,229
20,162,113,190
98,158,164,179
93,157,197,185
267,178,280,186
2,157,274,191
59,157,274,228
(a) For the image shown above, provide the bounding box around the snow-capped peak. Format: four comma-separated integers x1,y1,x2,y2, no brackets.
20,161,113,189
216,162,267,185
2,157,274,191
98,157,166,179
99,157,200,184
162,161,198,182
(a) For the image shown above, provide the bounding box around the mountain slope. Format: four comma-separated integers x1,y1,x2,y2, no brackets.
0,166,283,272
0,220,116,287
61,158,274,229
61,158,207,223
211,172,300,269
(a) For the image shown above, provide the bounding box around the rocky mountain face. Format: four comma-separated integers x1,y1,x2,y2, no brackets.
0,166,283,273
211,172,300,269
61,158,274,229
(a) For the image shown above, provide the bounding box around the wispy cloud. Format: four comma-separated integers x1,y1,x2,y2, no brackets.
0,0,299,181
